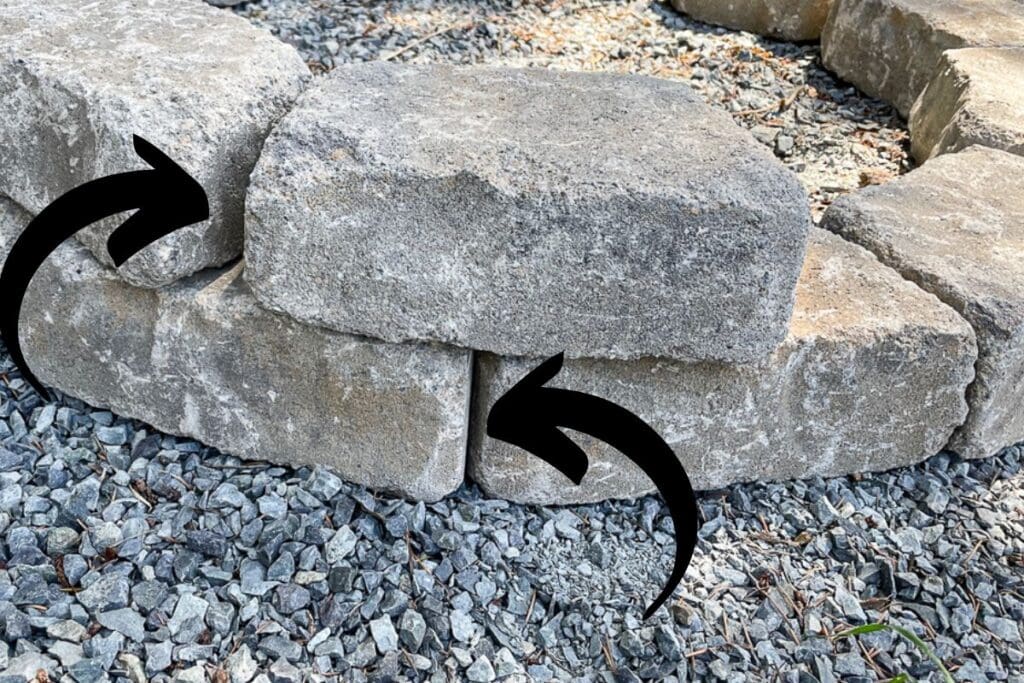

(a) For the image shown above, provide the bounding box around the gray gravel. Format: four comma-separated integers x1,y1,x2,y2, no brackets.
232,0,911,217
2,331,1024,683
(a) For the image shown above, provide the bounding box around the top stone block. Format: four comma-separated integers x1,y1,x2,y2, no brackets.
245,64,812,363
0,0,309,288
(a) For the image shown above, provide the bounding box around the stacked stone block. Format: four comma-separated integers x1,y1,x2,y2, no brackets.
243,63,812,364
0,0,310,287
664,0,1024,492
669,0,832,41
823,147,1024,461
0,199,472,502
470,230,975,504
820,0,1024,117
910,48,1024,161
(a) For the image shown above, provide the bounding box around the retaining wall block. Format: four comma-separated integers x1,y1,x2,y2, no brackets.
469,231,977,505
0,0,310,288
670,0,832,41
0,197,472,502
821,0,1024,117
823,146,1024,461
910,47,1024,162
244,63,812,365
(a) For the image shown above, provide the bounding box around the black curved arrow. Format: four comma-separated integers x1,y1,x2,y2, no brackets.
0,134,208,400
487,352,701,619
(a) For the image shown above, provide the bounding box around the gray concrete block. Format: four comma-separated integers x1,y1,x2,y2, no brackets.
910,47,1024,161
670,0,832,41
0,197,470,502
822,0,1024,117
0,0,310,287
245,63,811,364
823,146,1024,460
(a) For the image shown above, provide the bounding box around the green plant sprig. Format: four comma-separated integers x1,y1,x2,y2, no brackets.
833,622,954,683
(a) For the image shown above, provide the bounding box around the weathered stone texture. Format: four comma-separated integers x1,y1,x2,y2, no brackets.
670,0,832,41
910,47,1024,161
0,0,309,288
245,63,812,364
821,0,1024,117
469,231,976,505
0,197,470,502
823,146,1024,460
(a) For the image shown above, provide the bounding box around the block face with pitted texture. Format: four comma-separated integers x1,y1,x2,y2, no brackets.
670,0,832,41
910,47,1024,161
821,0,1024,117
0,0,310,288
244,63,812,364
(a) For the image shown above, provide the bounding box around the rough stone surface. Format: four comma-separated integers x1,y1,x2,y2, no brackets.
822,146,1024,461
245,62,812,364
910,47,1024,161
0,197,471,502
0,0,309,287
469,230,976,504
670,0,831,40
821,0,1024,116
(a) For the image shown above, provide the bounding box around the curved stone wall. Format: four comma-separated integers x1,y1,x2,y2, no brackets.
1,0,1022,501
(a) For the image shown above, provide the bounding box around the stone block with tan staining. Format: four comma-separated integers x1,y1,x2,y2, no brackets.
0,196,471,502
0,0,310,288
670,0,832,41
910,47,1024,161
469,231,976,505
821,0,1024,117
823,146,1024,460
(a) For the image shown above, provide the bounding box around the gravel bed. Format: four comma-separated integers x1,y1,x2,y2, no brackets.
2,333,1023,683
232,0,911,217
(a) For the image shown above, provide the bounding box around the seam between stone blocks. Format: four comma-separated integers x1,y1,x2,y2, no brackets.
462,349,481,492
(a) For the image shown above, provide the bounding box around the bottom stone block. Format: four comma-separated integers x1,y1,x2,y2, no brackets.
469,231,977,504
0,197,471,502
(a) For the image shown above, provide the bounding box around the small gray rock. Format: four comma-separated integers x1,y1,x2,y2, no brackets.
985,616,1022,643
46,527,80,556
326,526,357,564
370,615,399,653
834,584,867,624
47,619,88,643
77,574,130,613
466,655,496,682
97,608,146,642
450,609,476,643
144,642,172,676
225,644,258,683
167,593,209,637
399,609,427,651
